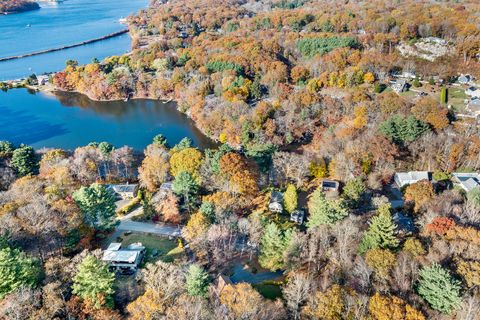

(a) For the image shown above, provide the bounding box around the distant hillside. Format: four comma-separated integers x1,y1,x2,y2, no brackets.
0,0,40,14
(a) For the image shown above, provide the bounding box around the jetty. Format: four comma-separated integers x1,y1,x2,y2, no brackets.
0,29,129,62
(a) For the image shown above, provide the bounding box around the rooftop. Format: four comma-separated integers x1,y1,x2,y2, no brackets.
107,184,138,193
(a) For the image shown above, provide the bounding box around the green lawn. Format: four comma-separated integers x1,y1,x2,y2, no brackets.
116,232,184,264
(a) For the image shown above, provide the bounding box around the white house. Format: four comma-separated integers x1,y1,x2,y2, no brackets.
458,74,473,85
106,184,138,200
466,99,480,117
394,171,431,188
391,79,408,93
465,86,480,98
269,191,283,213
102,242,145,274
290,210,305,224
451,173,480,192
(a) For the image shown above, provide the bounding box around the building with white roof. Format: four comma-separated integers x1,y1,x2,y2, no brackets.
394,171,431,188
451,173,480,192
102,242,145,274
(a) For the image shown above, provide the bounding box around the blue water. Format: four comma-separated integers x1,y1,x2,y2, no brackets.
0,0,148,80
0,89,215,150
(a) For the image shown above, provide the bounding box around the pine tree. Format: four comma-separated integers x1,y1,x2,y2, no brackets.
359,204,399,254
172,171,199,206
186,264,210,297
152,134,169,148
0,246,40,299
11,144,37,176
73,183,118,231
284,184,298,214
417,263,461,314
72,255,115,309
259,223,294,271
343,177,366,207
307,187,348,227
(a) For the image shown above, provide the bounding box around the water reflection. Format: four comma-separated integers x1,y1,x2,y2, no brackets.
0,89,215,151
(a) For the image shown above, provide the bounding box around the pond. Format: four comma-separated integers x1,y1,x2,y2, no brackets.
0,89,215,150
229,263,284,299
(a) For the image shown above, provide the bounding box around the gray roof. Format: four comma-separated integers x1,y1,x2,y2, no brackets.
270,191,283,203
394,171,430,187
452,173,480,192
108,184,138,193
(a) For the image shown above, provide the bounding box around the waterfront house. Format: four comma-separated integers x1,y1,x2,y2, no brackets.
102,242,145,274
451,173,480,192
394,171,431,188
269,191,283,213
107,184,138,200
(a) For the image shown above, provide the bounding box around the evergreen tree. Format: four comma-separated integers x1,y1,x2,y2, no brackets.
284,184,298,214
440,87,448,104
172,137,193,152
172,171,199,206
72,255,115,309
307,188,348,227
186,264,210,297
73,183,118,231
343,177,366,208
417,263,461,314
250,75,263,100
152,134,169,148
199,201,216,223
0,140,14,158
259,223,294,271
11,144,37,176
359,204,399,253
0,246,40,299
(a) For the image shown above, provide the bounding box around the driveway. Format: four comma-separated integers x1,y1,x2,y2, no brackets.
117,218,182,237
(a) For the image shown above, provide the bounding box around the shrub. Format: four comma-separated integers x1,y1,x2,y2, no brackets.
296,37,357,57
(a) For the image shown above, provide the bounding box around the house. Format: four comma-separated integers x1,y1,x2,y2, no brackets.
269,191,283,213
102,242,145,274
458,74,473,85
214,274,233,296
451,173,480,192
466,99,480,117
36,75,49,85
290,209,305,224
465,86,480,98
321,180,340,192
391,79,408,93
394,171,431,188
107,184,138,200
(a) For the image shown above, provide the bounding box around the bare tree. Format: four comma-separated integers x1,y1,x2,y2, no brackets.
456,294,480,320
283,273,312,320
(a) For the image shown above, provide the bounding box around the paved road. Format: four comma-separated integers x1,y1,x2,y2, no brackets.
117,215,182,238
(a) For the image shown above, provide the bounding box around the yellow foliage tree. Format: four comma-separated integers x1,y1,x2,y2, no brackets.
303,285,344,319
369,293,425,320
169,147,203,178
183,211,210,242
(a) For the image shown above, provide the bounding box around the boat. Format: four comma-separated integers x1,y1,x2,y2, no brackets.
26,24,31,28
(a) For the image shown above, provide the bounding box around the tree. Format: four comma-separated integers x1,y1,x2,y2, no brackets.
183,212,210,243
0,246,40,299
365,248,396,279
259,223,294,270
220,283,287,320
456,259,480,289
138,144,170,192
368,292,425,320
303,285,344,319
359,204,399,253
171,137,193,152
157,192,182,224
411,97,449,130
72,255,115,309
11,145,37,176
307,187,348,227
378,115,430,144
172,171,199,205
186,264,209,297
343,177,366,207
152,134,169,147
283,274,311,320
417,263,461,314
404,180,434,213
0,141,14,158
169,147,203,178
284,184,298,213
73,183,118,231
440,87,448,104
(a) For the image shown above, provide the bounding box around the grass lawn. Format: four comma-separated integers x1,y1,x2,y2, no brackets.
116,232,184,264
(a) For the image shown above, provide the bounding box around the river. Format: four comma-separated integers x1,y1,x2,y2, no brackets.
0,89,215,150
0,0,149,80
